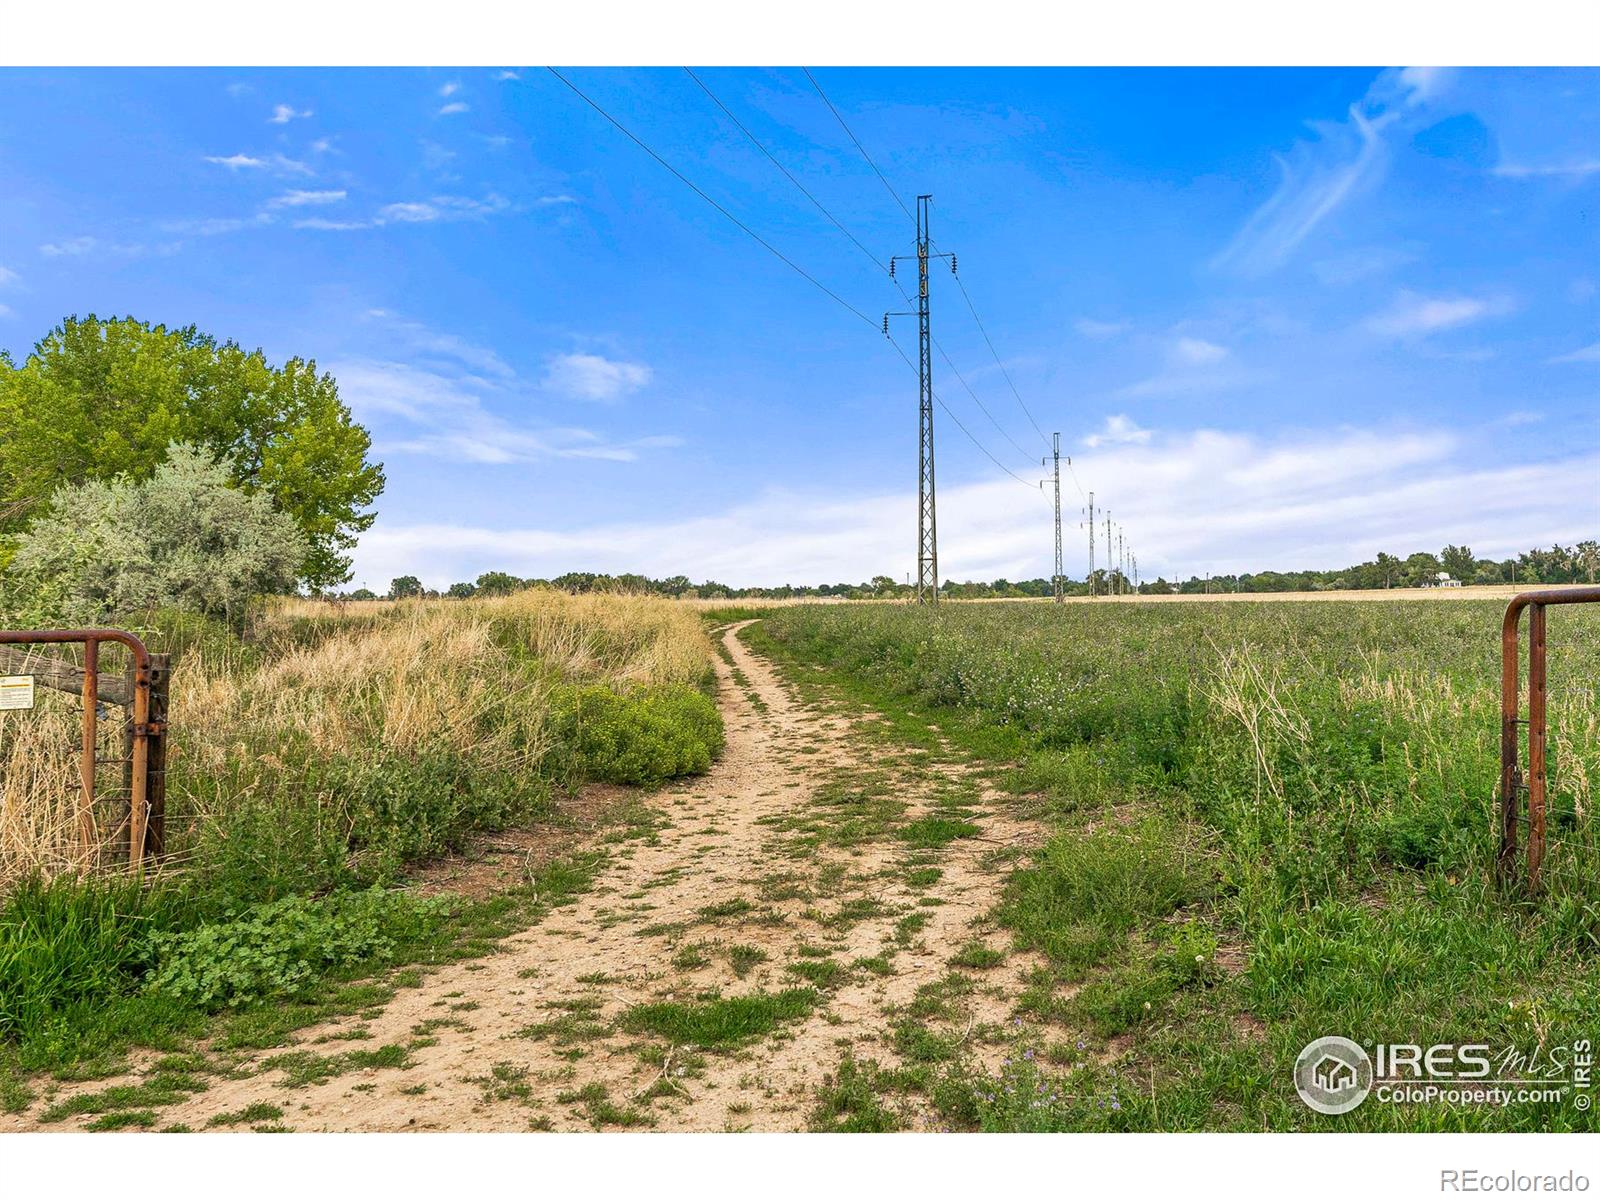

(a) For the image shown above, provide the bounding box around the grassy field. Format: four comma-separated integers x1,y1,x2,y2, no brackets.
0,590,723,1102
754,598,1600,1131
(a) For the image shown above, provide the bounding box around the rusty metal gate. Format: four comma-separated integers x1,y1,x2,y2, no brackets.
0,628,170,872
1498,586,1600,889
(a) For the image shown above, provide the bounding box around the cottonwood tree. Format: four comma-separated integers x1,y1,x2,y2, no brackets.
0,315,383,588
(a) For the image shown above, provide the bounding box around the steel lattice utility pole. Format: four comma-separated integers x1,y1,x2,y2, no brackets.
1043,434,1064,603
1086,492,1095,597
1105,512,1114,596
885,195,953,605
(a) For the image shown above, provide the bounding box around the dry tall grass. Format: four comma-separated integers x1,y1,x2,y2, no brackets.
0,589,714,888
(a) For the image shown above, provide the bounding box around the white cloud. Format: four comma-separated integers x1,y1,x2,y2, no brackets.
439,82,461,97
1213,68,1448,276
162,213,275,236
38,237,97,257
346,422,1598,591
374,194,507,225
294,218,369,231
333,357,673,468
0,304,13,319
1550,342,1600,364
204,152,312,175
0,265,19,287
268,104,312,124
269,189,347,207
494,70,520,81
1492,160,1600,180
1174,336,1228,365
1364,290,1515,338
542,352,652,402
1074,318,1129,340
377,202,439,224
439,102,469,116
1083,415,1151,448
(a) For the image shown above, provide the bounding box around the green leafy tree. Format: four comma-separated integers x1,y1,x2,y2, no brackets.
0,315,383,587
387,575,423,600
1440,544,1475,581
3,443,305,625
348,587,377,601
446,581,477,599
474,570,522,596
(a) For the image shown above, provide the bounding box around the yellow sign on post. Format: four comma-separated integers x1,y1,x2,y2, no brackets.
0,675,36,711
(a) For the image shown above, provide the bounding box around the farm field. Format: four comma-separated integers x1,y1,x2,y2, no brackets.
3,591,1595,1132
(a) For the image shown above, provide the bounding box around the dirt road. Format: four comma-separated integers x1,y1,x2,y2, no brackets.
11,620,1040,1132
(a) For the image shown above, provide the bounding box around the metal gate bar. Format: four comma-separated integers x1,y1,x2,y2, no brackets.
1498,586,1600,888
0,627,156,871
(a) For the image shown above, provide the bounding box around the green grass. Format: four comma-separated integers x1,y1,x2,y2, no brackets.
754,600,1600,1132
621,988,819,1049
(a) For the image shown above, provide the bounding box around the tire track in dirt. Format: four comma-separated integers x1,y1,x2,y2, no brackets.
10,620,1044,1132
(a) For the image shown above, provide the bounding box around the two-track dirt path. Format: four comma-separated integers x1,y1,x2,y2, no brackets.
10,620,1043,1132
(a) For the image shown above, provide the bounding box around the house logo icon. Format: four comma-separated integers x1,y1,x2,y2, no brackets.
1295,1036,1373,1115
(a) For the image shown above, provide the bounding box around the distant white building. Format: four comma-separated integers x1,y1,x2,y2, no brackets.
1421,571,1462,589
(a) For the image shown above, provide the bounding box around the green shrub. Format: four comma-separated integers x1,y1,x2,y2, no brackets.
144,888,448,1011
551,683,724,785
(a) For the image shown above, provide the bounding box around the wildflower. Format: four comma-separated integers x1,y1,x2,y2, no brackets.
1076,1039,1086,1051
1023,1048,1035,1061
1111,1099,1121,1111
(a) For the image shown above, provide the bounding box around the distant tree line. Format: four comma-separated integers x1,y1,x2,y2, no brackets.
354,542,1600,603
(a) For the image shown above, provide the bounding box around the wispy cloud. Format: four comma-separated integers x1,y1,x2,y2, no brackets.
438,102,470,116
438,82,461,98
161,213,276,237
269,189,347,207
542,352,653,403
1364,290,1515,338
293,218,369,231
203,152,312,176
1492,159,1600,180
375,194,509,225
1549,341,1600,364
1213,68,1450,277
0,265,19,288
1174,337,1228,365
1074,318,1129,340
38,237,98,257
1083,415,1151,448
494,70,520,81
268,104,312,124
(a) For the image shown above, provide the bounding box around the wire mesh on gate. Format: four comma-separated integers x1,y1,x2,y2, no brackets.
1497,587,1600,892
0,628,168,877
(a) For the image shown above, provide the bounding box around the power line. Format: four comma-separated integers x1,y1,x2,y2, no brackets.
683,68,882,276
682,68,1040,480
550,67,1035,496
547,67,878,331
802,68,915,225
886,336,1034,490
946,267,1052,450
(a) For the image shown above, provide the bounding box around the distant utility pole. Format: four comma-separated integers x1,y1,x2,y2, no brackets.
1105,512,1114,597
1041,434,1064,603
1117,528,1125,596
1085,492,1096,598
886,195,953,605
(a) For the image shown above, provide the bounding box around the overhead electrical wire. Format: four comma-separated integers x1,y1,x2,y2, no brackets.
802,67,915,226
798,69,1149,576
686,68,1038,470
548,66,1035,492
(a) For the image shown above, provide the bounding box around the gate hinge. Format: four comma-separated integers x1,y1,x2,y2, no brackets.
131,721,167,738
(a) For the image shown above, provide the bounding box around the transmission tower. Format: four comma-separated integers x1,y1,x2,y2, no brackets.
885,195,953,605
1105,512,1114,596
1085,492,1096,598
1041,434,1064,603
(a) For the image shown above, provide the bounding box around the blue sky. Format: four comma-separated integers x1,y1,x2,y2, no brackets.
1,66,1596,589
